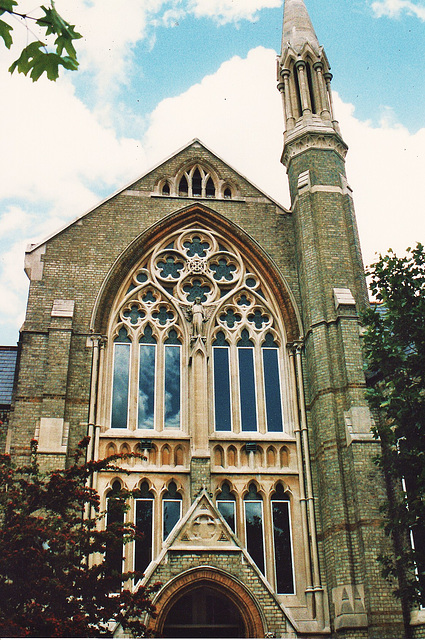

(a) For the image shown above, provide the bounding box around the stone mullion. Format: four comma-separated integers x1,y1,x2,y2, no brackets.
313,62,331,120
156,339,165,432
128,338,139,430
255,341,266,434
263,493,276,591
229,340,241,434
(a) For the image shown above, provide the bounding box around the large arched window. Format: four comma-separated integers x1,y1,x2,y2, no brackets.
107,224,293,436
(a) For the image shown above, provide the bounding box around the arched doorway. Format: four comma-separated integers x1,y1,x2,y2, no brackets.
149,567,265,638
162,586,244,638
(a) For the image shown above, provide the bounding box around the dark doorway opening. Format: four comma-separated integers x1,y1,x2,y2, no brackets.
162,585,245,638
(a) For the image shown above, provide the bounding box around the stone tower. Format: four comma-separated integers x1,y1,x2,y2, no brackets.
5,0,409,637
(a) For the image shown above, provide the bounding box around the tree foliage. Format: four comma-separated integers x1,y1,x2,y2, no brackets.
362,243,425,609
0,1,81,80
0,439,159,637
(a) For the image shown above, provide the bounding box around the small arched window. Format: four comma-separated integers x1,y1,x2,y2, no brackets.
192,168,202,196
217,482,236,532
271,484,295,594
106,480,125,591
206,177,215,197
244,484,265,574
162,181,170,196
179,175,189,196
163,481,182,540
223,186,232,198
134,481,154,575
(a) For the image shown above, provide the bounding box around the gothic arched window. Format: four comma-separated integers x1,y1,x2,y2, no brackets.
107,225,292,436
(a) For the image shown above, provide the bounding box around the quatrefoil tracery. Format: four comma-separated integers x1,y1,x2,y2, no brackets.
115,228,280,342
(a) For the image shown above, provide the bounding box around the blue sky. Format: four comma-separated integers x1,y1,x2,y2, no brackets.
0,0,424,345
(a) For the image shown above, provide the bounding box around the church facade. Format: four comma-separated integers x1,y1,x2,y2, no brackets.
6,0,415,637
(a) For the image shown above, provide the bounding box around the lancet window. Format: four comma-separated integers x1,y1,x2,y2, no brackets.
156,165,235,199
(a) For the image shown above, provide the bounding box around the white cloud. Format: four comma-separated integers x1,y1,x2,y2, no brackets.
188,0,283,23
1,44,424,343
371,0,425,20
54,0,167,96
143,47,288,204
334,92,425,267
144,47,425,270
0,70,146,220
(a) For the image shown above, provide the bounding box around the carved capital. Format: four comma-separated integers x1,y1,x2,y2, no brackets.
283,130,348,167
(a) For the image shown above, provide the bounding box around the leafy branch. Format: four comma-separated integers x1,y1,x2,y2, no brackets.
0,1,81,81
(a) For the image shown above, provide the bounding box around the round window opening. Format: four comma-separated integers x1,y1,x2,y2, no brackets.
162,585,245,638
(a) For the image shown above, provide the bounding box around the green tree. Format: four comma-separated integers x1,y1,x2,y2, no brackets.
0,1,81,80
362,243,425,617
0,439,159,637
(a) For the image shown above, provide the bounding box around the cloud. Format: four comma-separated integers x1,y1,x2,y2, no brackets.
143,47,288,204
371,0,425,20
188,0,283,24
143,47,425,271
1,44,424,343
333,92,425,266
0,70,146,219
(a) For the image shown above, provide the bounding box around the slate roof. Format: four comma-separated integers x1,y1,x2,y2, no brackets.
0,346,18,406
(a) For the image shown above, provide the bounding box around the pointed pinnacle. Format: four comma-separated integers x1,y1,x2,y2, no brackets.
282,0,320,54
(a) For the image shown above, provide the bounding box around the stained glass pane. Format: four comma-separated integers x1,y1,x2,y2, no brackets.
245,501,265,573
213,347,232,432
238,348,257,431
135,499,153,575
138,344,156,429
164,345,181,429
263,348,284,432
217,500,235,532
163,499,182,540
272,500,295,594
111,343,130,429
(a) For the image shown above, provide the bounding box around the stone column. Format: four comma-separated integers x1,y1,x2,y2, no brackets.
313,62,331,120
295,60,312,116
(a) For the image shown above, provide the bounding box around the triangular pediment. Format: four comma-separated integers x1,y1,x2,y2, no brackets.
25,139,287,257
165,490,241,552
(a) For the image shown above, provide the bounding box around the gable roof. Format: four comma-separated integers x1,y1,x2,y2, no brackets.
25,138,288,256
138,489,299,633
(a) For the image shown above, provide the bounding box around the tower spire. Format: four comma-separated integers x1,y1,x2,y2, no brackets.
277,0,343,152
281,0,320,55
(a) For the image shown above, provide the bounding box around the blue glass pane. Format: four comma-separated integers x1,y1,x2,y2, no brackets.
213,347,232,431
238,348,257,432
217,500,235,532
245,501,265,573
138,344,156,429
111,343,130,429
165,345,181,429
163,499,181,540
263,349,284,432
135,499,153,575
272,501,295,594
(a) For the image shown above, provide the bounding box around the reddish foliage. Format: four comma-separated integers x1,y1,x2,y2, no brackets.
0,440,158,637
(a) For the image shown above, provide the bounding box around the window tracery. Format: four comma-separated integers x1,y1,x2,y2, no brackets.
155,164,236,199
108,225,291,435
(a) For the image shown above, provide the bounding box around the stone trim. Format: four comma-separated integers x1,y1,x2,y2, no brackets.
147,566,266,638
